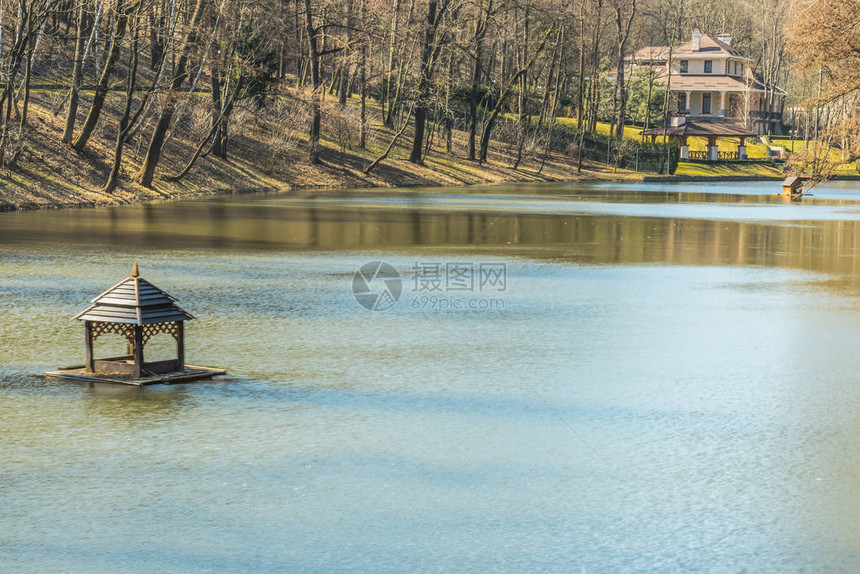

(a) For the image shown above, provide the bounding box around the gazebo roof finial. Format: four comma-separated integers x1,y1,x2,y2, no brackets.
132,261,139,277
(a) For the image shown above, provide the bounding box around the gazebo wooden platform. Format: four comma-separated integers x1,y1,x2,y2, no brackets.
45,365,227,386
45,263,226,386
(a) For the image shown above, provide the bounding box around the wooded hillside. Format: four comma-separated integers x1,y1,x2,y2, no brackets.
0,0,852,208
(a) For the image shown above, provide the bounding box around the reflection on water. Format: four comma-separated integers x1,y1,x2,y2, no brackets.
1,181,859,572
4,182,860,279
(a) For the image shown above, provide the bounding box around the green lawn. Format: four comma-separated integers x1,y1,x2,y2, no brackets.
556,118,860,175
673,162,783,178
555,117,646,141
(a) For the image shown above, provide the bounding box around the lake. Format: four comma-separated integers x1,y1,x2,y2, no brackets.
1,181,859,572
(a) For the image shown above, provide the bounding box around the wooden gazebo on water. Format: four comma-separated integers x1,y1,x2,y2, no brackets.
46,263,225,386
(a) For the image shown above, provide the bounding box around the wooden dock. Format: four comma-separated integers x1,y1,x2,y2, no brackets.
45,364,227,386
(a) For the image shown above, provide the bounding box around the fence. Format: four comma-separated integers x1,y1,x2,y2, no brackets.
565,133,679,174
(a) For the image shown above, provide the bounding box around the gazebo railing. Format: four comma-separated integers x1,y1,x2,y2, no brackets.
687,150,742,161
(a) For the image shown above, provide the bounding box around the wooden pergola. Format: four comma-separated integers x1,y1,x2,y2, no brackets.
642,119,757,161
72,262,195,378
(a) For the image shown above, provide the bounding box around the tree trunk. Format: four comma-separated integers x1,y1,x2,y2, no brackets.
149,3,165,71
338,0,352,107
479,26,552,163
410,0,444,165
304,0,322,164
105,4,142,193
587,0,603,133
468,0,491,160
512,6,530,170
576,2,586,172
365,100,416,174
73,0,131,152
135,0,205,187
383,0,402,127
358,0,367,148
210,59,225,158
538,26,560,128
63,3,87,144
169,87,239,181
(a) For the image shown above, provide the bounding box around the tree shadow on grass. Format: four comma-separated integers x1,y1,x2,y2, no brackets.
8,164,98,203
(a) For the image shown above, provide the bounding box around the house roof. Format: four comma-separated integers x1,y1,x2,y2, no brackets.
74,263,195,325
629,45,669,61
675,33,747,58
783,176,803,187
629,34,748,61
660,69,786,95
641,119,757,138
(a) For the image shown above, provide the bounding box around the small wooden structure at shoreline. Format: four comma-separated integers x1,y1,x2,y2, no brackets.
782,175,804,198
45,263,225,386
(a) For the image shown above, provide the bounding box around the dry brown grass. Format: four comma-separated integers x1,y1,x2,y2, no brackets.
0,89,637,211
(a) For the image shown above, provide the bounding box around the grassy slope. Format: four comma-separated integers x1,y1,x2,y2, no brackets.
673,162,783,177
0,90,639,211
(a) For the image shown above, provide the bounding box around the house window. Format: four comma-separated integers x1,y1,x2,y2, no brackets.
704,60,713,73
680,60,688,73
702,93,712,114
678,92,687,111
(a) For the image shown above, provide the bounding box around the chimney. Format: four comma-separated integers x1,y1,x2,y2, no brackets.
691,29,702,52
717,32,732,46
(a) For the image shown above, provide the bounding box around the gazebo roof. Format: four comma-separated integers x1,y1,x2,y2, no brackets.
73,263,195,325
641,119,756,138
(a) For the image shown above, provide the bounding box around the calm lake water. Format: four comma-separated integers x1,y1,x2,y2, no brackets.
1,181,859,572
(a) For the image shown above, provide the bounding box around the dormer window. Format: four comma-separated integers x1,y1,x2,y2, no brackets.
704,60,713,73
679,60,688,73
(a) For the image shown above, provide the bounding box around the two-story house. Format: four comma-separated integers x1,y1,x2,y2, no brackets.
631,29,787,136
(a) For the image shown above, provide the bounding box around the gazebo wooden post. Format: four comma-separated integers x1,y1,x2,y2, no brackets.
707,136,719,161
132,325,144,378
84,321,95,373
126,328,134,356
176,321,185,371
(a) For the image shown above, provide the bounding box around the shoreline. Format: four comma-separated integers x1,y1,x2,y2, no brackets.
0,166,639,213
6,169,860,214
4,92,649,213
643,174,860,183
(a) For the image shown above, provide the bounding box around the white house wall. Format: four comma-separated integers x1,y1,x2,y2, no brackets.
671,58,745,77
